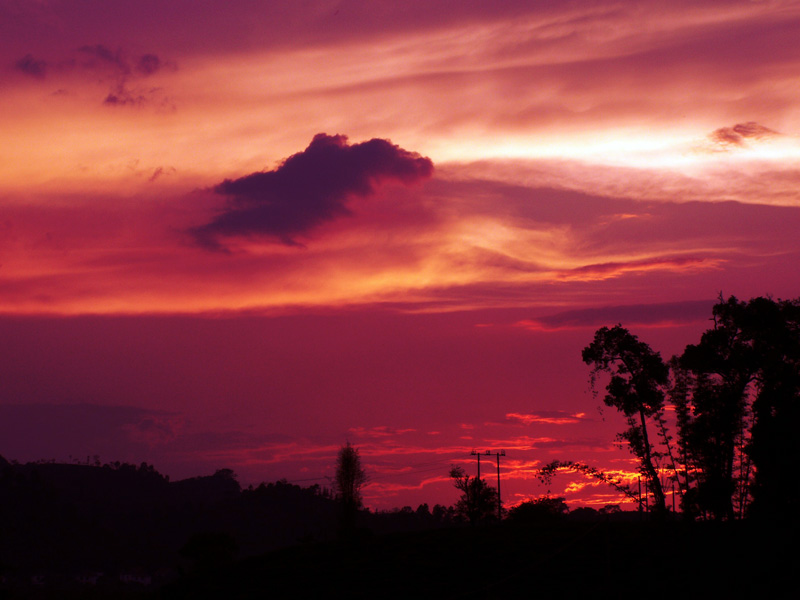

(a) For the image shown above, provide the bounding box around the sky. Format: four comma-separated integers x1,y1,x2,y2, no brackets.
2,0,800,511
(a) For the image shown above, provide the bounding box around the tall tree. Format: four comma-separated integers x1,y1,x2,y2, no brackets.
580,296,800,521
671,296,800,520
735,297,800,519
334,442,367,532
671,297,756,520
449,465,498,525
582,325,669,516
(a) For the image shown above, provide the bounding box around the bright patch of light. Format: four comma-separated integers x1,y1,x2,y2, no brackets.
431,129,696,166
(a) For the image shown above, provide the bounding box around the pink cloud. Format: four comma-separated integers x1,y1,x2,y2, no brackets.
707,121,780,148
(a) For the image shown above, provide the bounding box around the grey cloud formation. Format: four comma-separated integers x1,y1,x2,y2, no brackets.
192,133,434,249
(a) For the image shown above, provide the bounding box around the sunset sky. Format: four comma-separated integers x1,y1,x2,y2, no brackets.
2,0,800,511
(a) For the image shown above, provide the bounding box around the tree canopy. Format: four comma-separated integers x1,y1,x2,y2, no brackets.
449,465,499,525
582,325,669,515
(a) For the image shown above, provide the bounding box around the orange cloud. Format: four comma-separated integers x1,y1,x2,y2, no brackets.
348,426,417,439
506,412,587,425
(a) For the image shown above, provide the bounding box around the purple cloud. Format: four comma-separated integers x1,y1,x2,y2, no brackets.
13,44,173,106
0,403,181,463
77,44,130,74
136,53,162,75
14,53,47,78
518,300,714,330
192,133,434,248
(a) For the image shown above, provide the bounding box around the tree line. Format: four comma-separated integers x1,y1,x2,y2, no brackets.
443,295,799,523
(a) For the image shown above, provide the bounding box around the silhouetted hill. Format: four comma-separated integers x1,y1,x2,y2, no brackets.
169,469,241,505
0,460,343,596
4,458,789,598
0,458,467,597
163,519,795,600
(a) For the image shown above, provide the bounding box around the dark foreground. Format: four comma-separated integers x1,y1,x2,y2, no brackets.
162,520,794,600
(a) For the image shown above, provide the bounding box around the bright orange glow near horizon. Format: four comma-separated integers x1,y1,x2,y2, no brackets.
2,0,800,511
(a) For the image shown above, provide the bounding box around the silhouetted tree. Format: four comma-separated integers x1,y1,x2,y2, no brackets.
671,297,756,520
538,459,641,505
674,295,800,520
582,326,669,516
581,295,800,521
507,496,569,524
744,297,800,519
334,442,367,533
569,506,599,521
449,465,498,525
599,504,622,515
415,503,431,522
431,503,456,524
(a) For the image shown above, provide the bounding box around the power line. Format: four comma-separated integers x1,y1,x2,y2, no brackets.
471,449,506,520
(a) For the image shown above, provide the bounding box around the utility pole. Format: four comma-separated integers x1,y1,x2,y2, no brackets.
471,449,506,520
672,482,676,514
471,449,481,480
638,477,642,520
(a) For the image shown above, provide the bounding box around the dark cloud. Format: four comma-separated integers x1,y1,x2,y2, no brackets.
520,300,714,330
103,88,147,106
14,53,47,78
147,166,176,182
136,53,162,75
192,133,434,248
77,45,171,106
78,43,130,74
76,44,168,79
0,403,181,462
13,44,172,106
709,121,779,146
